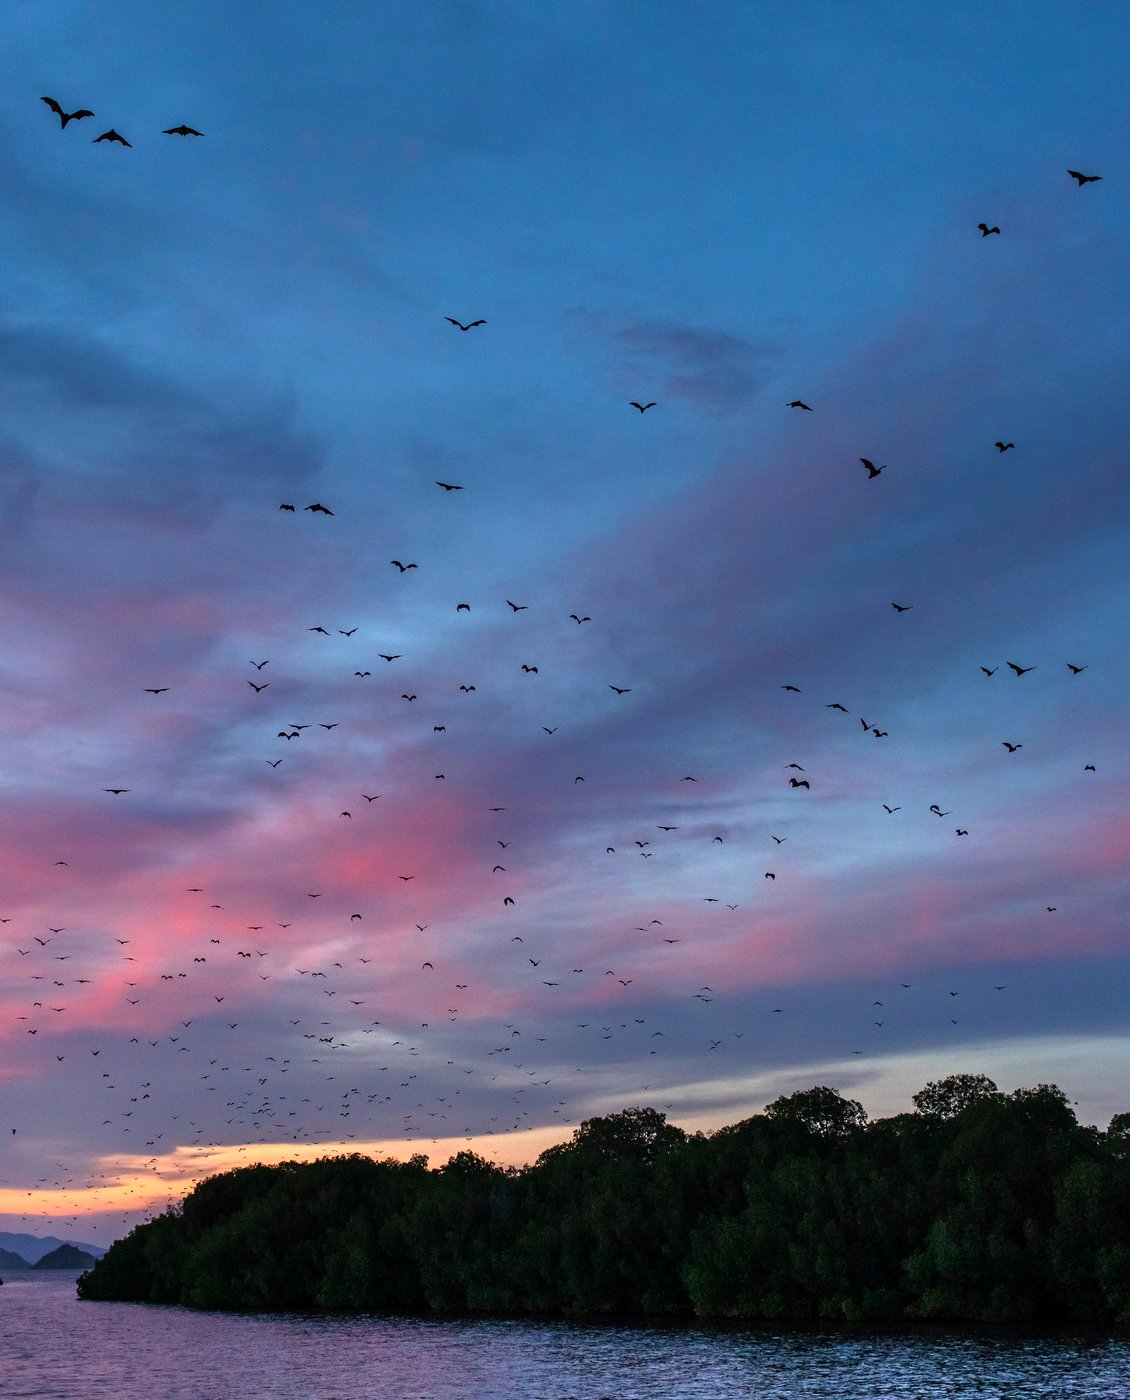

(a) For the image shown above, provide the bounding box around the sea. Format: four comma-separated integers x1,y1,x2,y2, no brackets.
2,1270,1129,1399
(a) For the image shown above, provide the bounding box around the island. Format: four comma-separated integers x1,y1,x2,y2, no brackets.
78,1075,1130,1325
35,1244,98,1270
0,1246,30,1270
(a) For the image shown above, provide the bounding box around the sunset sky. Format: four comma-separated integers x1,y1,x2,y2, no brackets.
3,1,1129,1243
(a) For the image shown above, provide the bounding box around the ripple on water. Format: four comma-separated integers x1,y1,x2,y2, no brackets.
2,1273,1129,1400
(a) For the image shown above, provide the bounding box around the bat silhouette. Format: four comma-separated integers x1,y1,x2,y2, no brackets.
93,129,131,147
860,458,886,477
436,481,463,491
446,318,485,330
978,223,1000,236
629,402,656,412
41,97,94,128
163,124,203,136
305,503,333,515
787,400,812,410
1067,169,1101,185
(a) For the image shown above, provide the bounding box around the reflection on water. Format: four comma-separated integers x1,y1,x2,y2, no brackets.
2,1270,1129,1400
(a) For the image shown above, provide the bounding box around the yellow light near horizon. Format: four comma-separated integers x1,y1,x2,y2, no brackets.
0,1123,578,1228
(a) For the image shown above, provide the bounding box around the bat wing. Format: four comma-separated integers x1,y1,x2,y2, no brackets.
41,96,64,116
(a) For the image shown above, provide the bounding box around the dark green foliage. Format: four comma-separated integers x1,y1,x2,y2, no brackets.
77,1085,1130,1325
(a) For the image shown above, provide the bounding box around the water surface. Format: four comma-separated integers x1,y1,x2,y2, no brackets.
3,1270,1129,1400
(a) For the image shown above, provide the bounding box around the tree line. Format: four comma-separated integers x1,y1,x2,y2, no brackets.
77,1074,1130,1324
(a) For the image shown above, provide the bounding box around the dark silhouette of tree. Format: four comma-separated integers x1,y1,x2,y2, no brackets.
77,1080,1130,1325
764,1085,867,1136
912,1072,1001,1119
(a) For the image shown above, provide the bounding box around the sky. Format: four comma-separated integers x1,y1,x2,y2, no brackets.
2,0,1130,1244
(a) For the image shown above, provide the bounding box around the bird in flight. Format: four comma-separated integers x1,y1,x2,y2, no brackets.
860,458,886,478
446,318,485,331
787,400,813,410
1067,169,1101,185
41,97,94,128
995,441,1015,452
629,402,656,413
93,129,131,147
978,223,1000,236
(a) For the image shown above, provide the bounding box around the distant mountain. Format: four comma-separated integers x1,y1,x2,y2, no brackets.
0,1232,104,1263
0,1246,30,1269
33,1244,98,1270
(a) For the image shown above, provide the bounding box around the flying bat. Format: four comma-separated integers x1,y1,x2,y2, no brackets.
305,502,334,515
1067,169,1101,185
93,129,131,147
629,402,656,412
446,318,485,330
41,96,94,128
163,124,203,136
